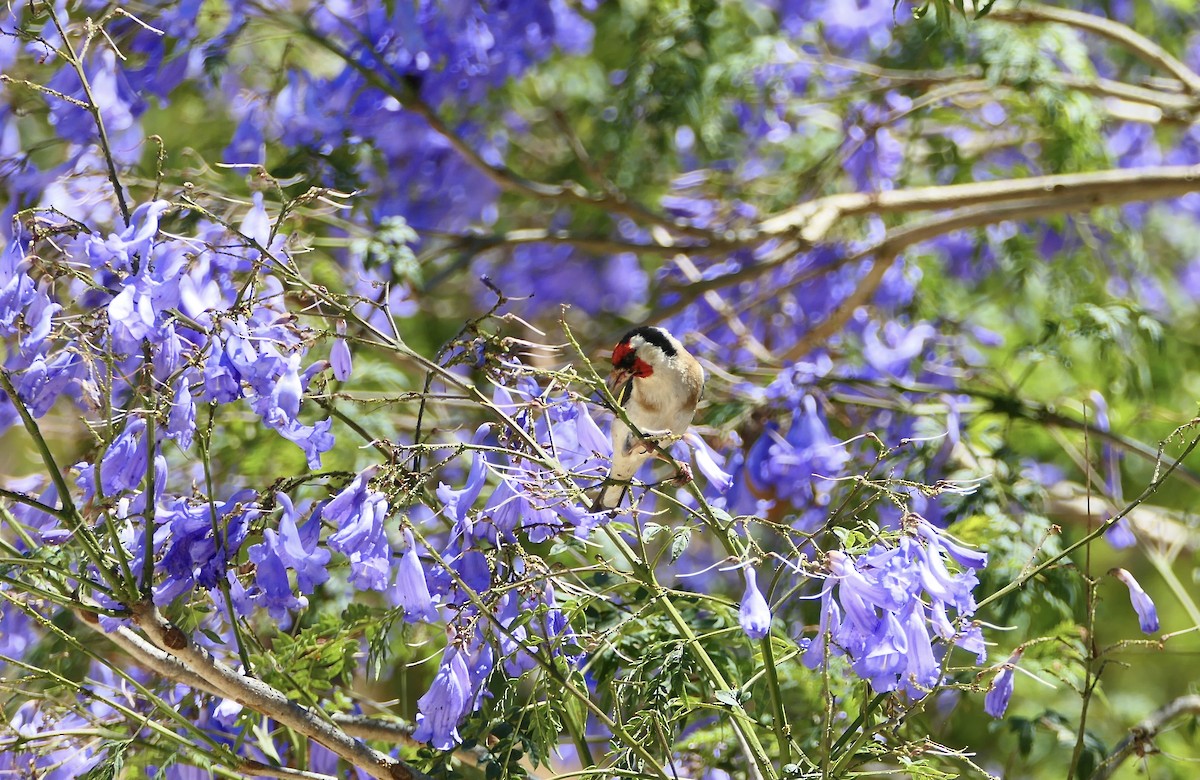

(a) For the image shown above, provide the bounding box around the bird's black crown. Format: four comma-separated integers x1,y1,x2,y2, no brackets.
618,326,677,358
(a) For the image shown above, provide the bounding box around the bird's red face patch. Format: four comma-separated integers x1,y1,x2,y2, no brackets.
612,341,654,378
611,341,634,368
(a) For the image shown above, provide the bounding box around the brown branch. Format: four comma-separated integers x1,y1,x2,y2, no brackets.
127,602,428,780
987,3,1200,96
760,192,1104,361
1060,74,1198,119
977,421,1200,610
46,9,131,225
821,377,1200,488
0,487,65,519
1092,695,1200,779
758,164,1200,239
668,163,1200,320
330,714,418,747
239,761,338,780
416,226,674,257
672,253,774,362
98,617,488,772
780,254,893,362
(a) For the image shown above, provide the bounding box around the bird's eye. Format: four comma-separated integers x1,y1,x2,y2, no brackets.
612,342,635,368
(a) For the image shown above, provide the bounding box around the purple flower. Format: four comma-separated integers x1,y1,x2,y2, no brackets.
99,417,148,497
437,425,492,524
862,320,936,379
331,321,352,381
497,589,538,676
1111,568,1159,634
802,522,988,694
245,494,331,619
413,645,473,750
685,432,734,494
326,468,392,592
802,577,842,670
247,524,308,620
166,374,196,450
738,567,772,640
739,395,850,525
984,650,1023,718
0,704,103,778
155,490,256,606
16,349,81,418
274,416,335,469
390,529,438,623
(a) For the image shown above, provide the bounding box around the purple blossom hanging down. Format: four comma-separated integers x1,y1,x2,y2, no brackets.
738,567,772,640
326,468,392,592
412,645,473,750
984,650,1024,718
244,494,331,620
803,518,988,696
1111,568,1159,634
390,529,439,623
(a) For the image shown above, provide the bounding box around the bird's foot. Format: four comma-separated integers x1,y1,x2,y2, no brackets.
671,462,694,486
635,430,678,455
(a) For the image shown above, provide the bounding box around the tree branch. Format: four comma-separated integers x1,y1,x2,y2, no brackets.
977,421,1200,611
0,487,65,519
127,602,429,780
780,254,893,362
758,164,1200,239
1092,695,1200,780
987,3,1200,96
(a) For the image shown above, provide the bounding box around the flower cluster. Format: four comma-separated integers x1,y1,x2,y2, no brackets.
803,518,988,696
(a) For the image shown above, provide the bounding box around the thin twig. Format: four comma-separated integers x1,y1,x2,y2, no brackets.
977,422,1200,610
1092,695,1200,780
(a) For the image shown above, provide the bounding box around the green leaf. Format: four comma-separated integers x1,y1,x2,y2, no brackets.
670,526,692,561
77,741,130,780
714,688,742,708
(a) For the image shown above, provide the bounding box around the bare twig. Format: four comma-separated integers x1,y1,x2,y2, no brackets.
977,422,1200,610
1092,695,1200,780
0,487,65,519
46,8,131,225
238,761,338,780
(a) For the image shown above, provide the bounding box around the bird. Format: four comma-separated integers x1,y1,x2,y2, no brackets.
592,326,705,511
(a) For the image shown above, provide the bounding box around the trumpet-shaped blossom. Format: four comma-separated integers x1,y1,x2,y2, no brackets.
738,567,772,640
737,395,850,526
331,320,352,381
804,519,988,696
326,469,392,592
984,650,1023,718
155,490,257,606
390,529,438,623
98,417,149,498
1111,568,1159,634
413,645,473,750
244,494,331,619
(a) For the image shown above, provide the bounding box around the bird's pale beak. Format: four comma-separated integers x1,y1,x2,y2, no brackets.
606,367,632,399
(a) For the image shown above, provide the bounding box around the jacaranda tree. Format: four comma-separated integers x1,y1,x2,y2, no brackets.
2,1,1199,778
